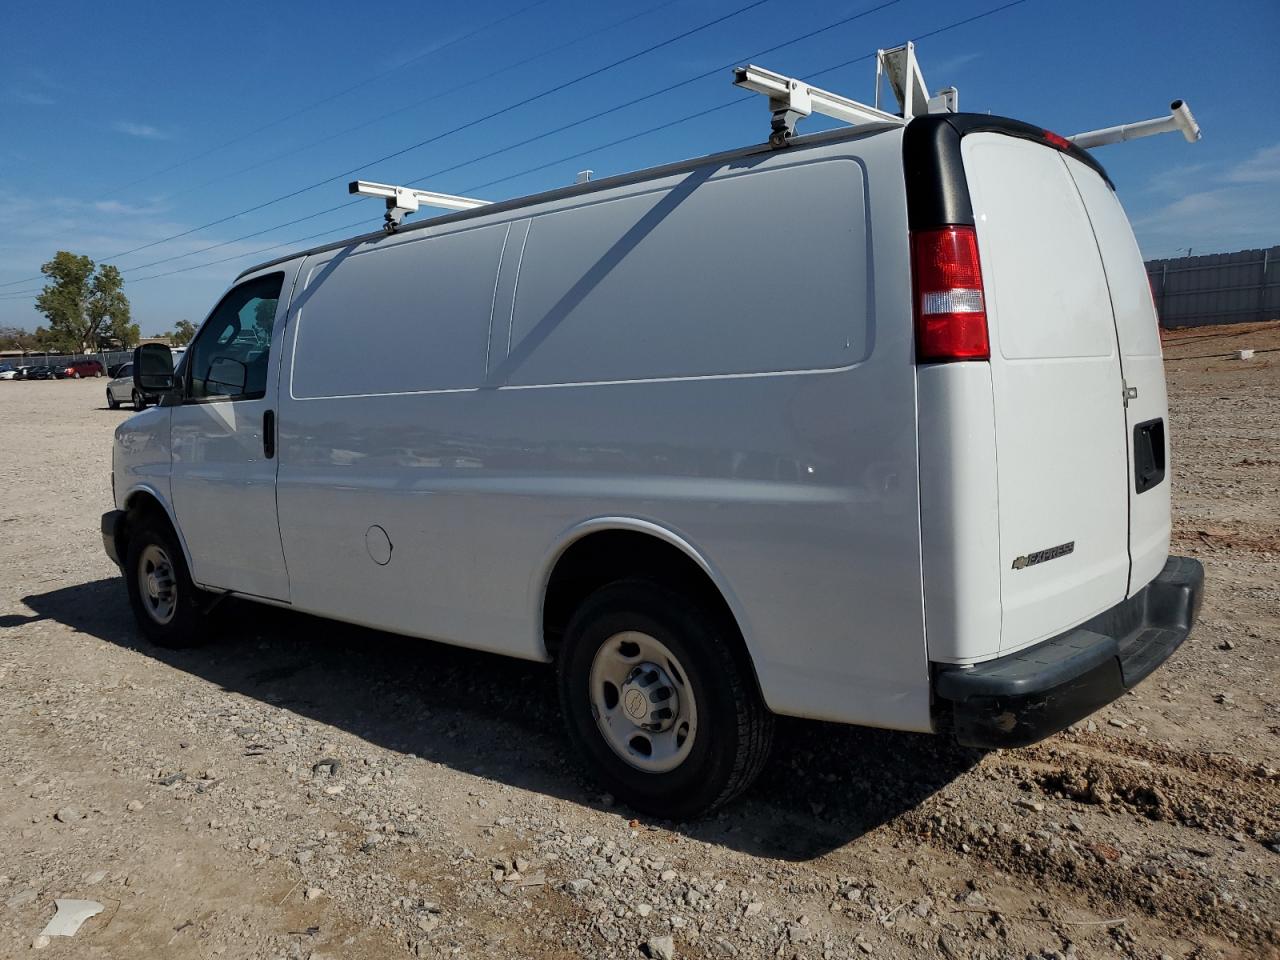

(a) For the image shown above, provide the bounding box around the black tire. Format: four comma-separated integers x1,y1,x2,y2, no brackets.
132,390,147,410
124,514,213,648
106,389,119,410
557,579,773,819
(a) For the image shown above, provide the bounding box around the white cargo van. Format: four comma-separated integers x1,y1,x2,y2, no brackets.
104,107,1203,818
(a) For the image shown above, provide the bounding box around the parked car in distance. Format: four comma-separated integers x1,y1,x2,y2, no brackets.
105,363,151,410
25,365,63,380
64,358,106,379
0,364,16,380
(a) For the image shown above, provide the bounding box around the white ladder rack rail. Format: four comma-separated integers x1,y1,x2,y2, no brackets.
349,180,491,233
735,42,956,149
733,64,904,148
1068,99,1201,149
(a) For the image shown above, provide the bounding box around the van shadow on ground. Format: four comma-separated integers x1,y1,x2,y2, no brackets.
15,578,983,862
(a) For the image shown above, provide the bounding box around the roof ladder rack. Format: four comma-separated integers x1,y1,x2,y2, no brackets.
1067,100,1201,149
349,180,491,233
875,42,957,117
733,65,904,148
735,41,956,148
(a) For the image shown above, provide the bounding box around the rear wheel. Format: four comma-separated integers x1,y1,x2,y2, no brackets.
557,579,773,819
124,515,214,648
132,390,147,410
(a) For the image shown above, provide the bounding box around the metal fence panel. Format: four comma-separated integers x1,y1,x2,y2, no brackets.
1,350,135,375
1146,245,1279,328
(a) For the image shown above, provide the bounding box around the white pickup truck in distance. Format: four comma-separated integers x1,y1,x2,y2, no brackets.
103,110,1204,819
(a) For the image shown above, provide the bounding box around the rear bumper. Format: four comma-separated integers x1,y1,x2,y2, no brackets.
934,556,1204,748
102,510,126,567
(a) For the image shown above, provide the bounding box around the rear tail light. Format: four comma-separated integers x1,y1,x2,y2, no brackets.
912,225,990,362
1041,129,1072,151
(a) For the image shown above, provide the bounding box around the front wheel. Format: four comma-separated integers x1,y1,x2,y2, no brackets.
124,516,214,648
557,579,773,819
106,389,119,410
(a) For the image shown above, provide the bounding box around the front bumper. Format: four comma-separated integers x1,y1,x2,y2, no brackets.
102,510,126,567
934,556,1205,748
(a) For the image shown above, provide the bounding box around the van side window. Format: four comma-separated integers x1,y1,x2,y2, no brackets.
185,273,284,402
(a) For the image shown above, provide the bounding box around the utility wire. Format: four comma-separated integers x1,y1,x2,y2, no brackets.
158,0,686,207
0,0,707,290
0,0,1033,299
39,0,774,270
83,0,556,202
62,0,902,280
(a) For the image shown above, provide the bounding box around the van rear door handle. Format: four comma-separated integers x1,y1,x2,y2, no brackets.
263,409,276,459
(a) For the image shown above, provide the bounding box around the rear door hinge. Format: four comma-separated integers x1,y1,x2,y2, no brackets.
1122,383,1138,406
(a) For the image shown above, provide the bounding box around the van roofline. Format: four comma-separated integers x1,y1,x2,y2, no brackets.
236,112,1113,281
235,122,903,280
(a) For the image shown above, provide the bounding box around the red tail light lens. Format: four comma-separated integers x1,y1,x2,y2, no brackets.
1042,129,1072,151
912,226,990,362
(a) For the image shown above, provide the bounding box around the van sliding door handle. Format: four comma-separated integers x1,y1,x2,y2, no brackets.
263,410,276,459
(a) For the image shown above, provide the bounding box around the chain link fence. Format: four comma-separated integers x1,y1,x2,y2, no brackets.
1,350,136,377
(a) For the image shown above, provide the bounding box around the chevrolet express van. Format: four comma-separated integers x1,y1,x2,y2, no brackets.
103,113,1204,818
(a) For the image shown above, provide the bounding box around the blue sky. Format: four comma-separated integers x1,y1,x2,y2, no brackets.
1,0,1276,335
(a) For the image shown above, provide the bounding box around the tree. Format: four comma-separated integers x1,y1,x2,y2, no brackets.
167,319,197,346
34,251,134,353
0,325,38,351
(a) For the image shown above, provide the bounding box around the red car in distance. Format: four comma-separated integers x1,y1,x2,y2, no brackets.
63,359,106,379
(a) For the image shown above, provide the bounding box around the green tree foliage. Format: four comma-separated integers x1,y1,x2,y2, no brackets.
166,319,197,346
34,251,134,353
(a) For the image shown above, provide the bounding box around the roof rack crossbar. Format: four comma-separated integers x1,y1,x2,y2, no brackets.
331,42,1201,239
735,42,957,149
733,64,905,148
349,180,491,233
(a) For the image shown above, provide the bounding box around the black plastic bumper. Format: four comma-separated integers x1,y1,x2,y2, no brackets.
102,509,126,567
934,556,1205,748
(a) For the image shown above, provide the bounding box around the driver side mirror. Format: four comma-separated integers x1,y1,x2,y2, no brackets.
134,343,177,395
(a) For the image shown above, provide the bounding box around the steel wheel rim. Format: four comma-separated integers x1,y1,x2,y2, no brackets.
588,631,697,773
138,544,177,625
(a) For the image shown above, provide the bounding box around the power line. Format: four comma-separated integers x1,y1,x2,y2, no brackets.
10,0,772,284
81,0,557,202
126,0,1035,285
121,101,755,286
157,0,686,207
62,0,903,281
0,0,695,291
2,0,1034,301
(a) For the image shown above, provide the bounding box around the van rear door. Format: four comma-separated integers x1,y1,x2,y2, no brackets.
960,133,1135,654
1062,161,1171,593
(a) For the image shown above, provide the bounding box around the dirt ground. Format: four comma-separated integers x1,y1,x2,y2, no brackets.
1,324,1277,960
